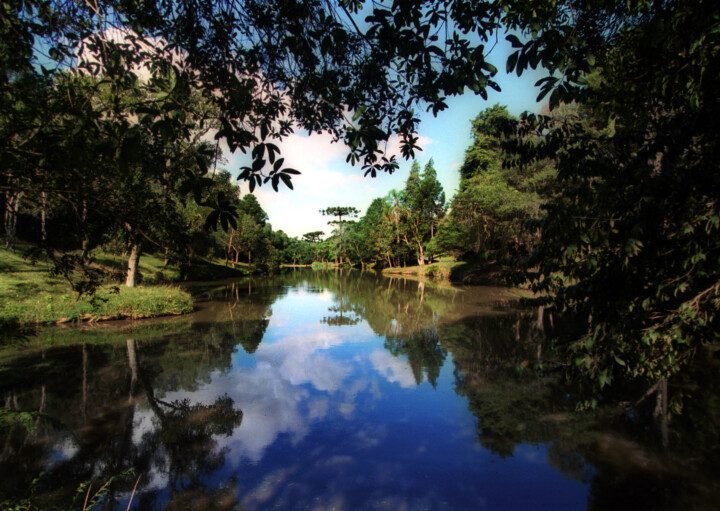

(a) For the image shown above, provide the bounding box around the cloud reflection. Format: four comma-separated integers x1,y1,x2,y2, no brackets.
369,350,417,388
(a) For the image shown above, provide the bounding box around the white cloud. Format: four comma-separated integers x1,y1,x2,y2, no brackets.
224,130,433,237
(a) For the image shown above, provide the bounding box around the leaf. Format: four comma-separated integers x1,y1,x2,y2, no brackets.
251,158,265,171
280,174,294,189
204,210,219,231
252,143,265,160
352,106,366,121
505,34,523,48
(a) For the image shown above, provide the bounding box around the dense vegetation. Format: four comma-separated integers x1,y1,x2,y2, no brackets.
1,0,719,413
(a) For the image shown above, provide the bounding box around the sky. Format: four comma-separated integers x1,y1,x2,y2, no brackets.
227,35,547,238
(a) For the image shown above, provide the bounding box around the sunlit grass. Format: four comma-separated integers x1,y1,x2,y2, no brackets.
0,246,193,325
382,260,465,280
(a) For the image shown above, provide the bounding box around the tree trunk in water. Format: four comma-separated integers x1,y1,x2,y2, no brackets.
34,384,46,435
126,242,142,287
127,339,138,397
81,344,88,422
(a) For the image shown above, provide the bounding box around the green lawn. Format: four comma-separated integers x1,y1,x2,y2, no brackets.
0,247,193,325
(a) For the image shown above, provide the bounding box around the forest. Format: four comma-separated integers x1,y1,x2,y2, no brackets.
1,0,719,508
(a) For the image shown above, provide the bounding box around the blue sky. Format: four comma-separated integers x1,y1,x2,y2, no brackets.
229,36,547,238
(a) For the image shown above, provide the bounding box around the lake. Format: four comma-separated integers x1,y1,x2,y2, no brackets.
1,270,718,510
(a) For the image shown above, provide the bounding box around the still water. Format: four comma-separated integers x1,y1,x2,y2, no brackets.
1,271,718,510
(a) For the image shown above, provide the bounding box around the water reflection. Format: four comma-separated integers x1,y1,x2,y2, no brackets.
1,270,719,509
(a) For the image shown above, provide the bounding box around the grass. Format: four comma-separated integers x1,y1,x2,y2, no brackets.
382,258,466,281
310,261,336,270
94,253,255,283
94,252,181,283
381,256,524,286
0,246,193,325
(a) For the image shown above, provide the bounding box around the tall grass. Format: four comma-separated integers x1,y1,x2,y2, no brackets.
0,247,193,325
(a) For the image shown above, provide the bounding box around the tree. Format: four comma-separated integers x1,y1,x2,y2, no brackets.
432,104,554,279
320,206,360,265
398,160,446,265
300,231,325,263
238,194,268,226
355,197,393,267
1,0,537,204
11,70,224,288
500,1,720,409
302,231,324,244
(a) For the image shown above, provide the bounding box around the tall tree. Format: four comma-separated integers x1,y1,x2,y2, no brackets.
433,105,552,263
399,161,446,265
238,194,268,226
320,206,360,265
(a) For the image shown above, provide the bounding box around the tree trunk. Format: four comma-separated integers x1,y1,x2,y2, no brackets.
226,232,234,266
126,242,142,287
40,191,47,243
4,190,22,245
81,198,89,258
655,378,669,448
417,244,425,266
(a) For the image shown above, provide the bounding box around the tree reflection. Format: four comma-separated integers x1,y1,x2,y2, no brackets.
321,305,361,327
441,310,720,510
384,328,446,387
136,374,242,507
0,324,244,509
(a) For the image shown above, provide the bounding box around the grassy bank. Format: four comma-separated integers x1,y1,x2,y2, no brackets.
94,252,255,283
382,259,465,281
0,247,193,325
381,258,519,286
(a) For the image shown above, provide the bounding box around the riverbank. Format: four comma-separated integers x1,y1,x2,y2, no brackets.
381,258,514,285
382,260,463,280
0,246,248,326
